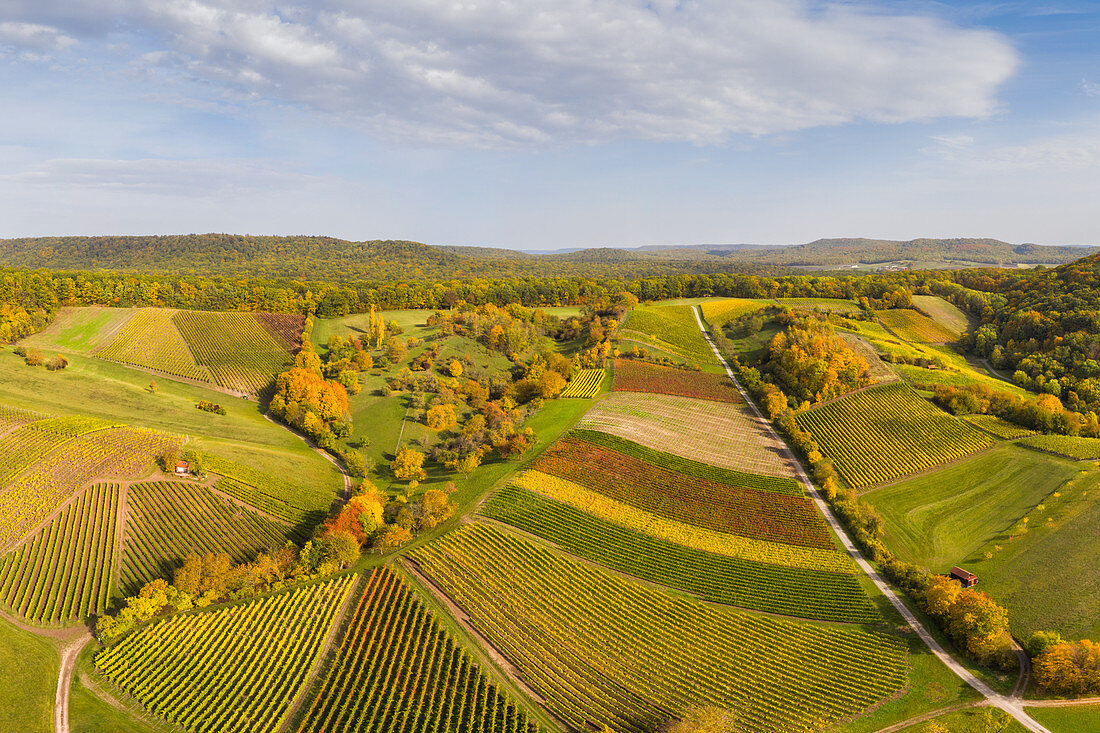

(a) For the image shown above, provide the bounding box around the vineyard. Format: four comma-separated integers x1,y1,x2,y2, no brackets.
121,480,295,593
911,295,972,334
0,483,118,624
412,523,908,733
699,298,768,326
575,392,798,477
204,453,328,526
965,414,1039,440
569,429,802,495
794,382,992,489
775,298,863,314
0,404,44,436
481,485,874,622
94,307,299,396
296,567,537,733
0,415,118,484
173,310,294,395
1019,434,1100,460
559,368,604,398
95,575,355,733
0,425,179,552
612,359,743,403
532,439,833,548
96,308,213,382
511,471,849,571
876,308,959,344
620,305,715,363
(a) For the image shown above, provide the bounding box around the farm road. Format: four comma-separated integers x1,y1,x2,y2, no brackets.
691,307,1052,733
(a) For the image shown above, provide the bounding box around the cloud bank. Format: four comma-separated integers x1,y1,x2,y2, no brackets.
4,0,1018,146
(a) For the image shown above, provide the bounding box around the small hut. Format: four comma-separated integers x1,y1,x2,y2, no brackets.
950,566,978,588
175,460,190,476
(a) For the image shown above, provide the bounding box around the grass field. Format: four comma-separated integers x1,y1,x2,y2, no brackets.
862,445,1077,571
911,295,974,334
967,462,1100,639
23,306,136,353
794,382,992,489
1019,434,1100,460
481,485,872,621
893,708,1027,732
576,392,799,478
413,522,907,733
0,615,56,733
877,309,959,343
621,304,716,364
1026,704,1100,732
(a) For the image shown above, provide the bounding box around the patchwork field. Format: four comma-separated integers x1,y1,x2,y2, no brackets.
620,304,715,364
1019,433,1100,460
876,308,959,344
120,480,296,593
794,382,992,489
576,392,798,477
412,523,908,733
96,575,355,733
0,482,119,624
96,309,212,382
482,484,873,621
531,438,832,548
612,358,743,402
295,567,537,733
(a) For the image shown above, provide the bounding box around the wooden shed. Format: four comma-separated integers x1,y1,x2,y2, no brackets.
175,460,190,476
950,566,977,588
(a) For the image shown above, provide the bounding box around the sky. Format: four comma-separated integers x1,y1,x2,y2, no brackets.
0,0,1098,250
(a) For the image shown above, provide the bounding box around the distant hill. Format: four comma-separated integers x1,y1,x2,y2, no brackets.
0,234,1093,281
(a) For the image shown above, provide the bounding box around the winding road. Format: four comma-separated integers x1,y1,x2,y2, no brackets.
691,306,1052,733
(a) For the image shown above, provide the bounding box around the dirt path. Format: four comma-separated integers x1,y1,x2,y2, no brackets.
276,575,361,733
691,306,1052,733
1026,696,1100,708
871,701,986,733
55,633,92,733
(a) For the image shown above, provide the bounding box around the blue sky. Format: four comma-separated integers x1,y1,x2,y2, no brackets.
0,1,1097,250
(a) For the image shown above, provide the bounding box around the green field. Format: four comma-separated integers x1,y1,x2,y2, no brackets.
0,615,56,733
911,295,974,334
1027,704,1100,732
23,306,135,353
862,445,1077,571
621,304,716,365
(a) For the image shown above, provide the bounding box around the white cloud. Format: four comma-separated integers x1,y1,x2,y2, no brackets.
1,1,1018,146
1082,79,1100,97
0,21,76,50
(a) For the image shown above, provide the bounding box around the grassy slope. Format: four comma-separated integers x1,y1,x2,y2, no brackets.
0,348,342,500
0,616,57,733
1026,704,1100,732
23,306,135,353
862,445,1076,572
912,295,975,334
893,708,1027,732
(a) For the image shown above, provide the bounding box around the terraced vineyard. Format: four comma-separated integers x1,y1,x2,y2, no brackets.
699,297,769,326
121,481,295,593
794,382,992,489
173,310,293,395
204,453,328,526
877,308,959,343
532,438,833,548
412,523,908,733
296,567,537,733
94,307,299,395
1019,434,1100,460
569,429,802,495
575,392,798,477
513,471,848,571
559,368,604,398
95,575,355,733
0,404,44,435
965,414,1039,440
482,485,873,622
613,359,743,402
621,304,715,363
96,308,212,381
0,483,118,624
0,425,179,551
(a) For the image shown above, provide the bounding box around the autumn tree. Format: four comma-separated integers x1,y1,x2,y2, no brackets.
392,444,427,481
1034,640,1100,695
426,403,458,430
419,489,454,529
